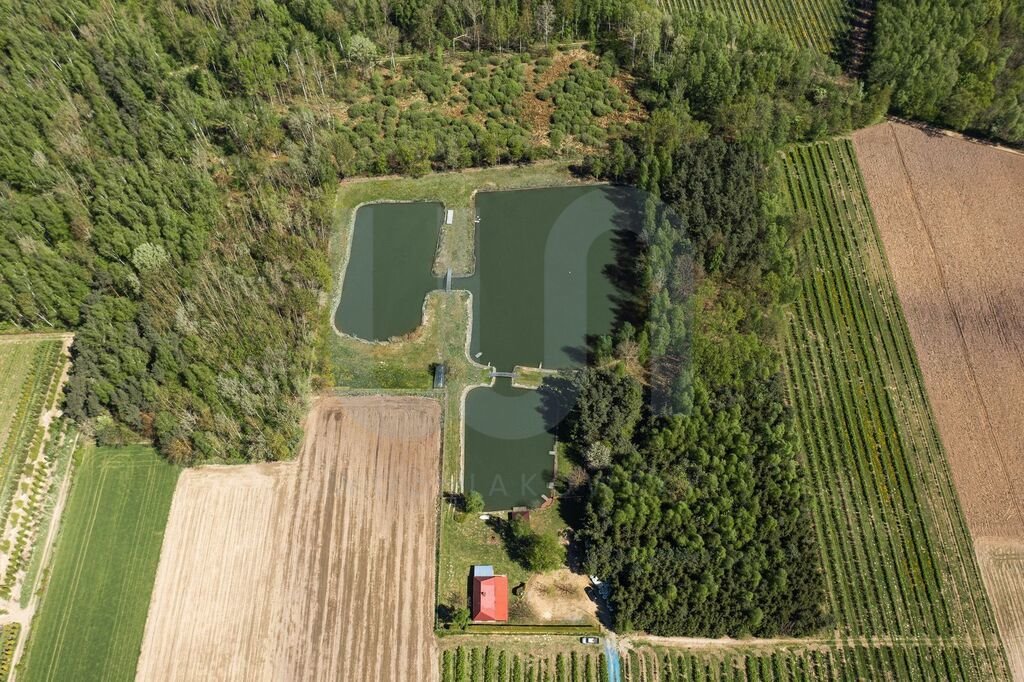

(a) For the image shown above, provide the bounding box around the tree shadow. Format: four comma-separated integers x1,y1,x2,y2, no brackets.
536,372,578,440
835,0,876,77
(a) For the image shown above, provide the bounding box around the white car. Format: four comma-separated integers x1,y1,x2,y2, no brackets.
580,636,600,645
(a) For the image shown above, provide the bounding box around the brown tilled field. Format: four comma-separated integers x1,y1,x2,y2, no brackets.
137,396,441,682
853,121,1024,678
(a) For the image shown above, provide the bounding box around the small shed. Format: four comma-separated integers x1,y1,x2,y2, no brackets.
433,363,446,389
445,209,455,225
508,507,531,523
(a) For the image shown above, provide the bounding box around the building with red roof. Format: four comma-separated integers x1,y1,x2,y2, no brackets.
471,565,508,622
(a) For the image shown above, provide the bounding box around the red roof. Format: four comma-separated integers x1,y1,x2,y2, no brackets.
472,575,508,622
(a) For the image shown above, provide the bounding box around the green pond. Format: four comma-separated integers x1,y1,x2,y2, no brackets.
461,187,627,371
464,380,556,509
334,186,640,510
335,202,442,341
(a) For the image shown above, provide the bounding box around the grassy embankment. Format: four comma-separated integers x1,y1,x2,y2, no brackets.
327,162,593,623
19,446,180,682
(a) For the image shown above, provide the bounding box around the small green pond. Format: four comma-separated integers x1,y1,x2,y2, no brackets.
335,202,442,341
464,380,556,510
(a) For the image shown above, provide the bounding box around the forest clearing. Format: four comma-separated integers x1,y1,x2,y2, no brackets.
137,396,441,682
853,120,1024,679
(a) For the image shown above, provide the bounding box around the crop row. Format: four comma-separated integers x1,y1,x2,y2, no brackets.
0,622,19,681
440,646,606,682
779,140,1009,678
623,642,1006,681
0,342,64,543
656,0,848,54
6,419,79,606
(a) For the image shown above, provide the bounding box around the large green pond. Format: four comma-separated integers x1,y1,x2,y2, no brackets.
461,187,625,371
335,202,442,341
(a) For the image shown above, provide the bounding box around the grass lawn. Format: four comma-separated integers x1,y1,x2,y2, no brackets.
511,366,558,390
20,445,180,682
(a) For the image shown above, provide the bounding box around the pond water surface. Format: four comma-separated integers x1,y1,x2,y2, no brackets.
334,202,442,341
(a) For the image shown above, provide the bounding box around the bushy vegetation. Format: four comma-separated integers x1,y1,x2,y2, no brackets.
542,58,631,147
507,517,564,572
868,0,1024,143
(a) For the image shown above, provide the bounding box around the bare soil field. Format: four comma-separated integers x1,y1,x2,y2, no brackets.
523,569,598,624
137,396,442,682
853,121,1024,678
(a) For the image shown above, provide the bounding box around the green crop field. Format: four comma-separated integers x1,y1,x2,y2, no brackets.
780,140,1007,675
621,642,1001,680
440,645,606,681
19,445,180,682
656,0,852,55
0,339,65,552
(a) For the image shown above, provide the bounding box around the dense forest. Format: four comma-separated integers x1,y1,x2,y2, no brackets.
1,0,1020,639
868,0,1024,143
0,0,627,461
564,12,878,636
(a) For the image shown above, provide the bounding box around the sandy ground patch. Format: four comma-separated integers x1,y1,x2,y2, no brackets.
524,569,598,624
853,121,1024,678
137,396,441,682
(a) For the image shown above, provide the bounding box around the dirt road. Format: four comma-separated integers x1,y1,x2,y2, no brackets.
137,396,442,681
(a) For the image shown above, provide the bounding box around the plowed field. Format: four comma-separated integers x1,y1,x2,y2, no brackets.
137,396,442,682
853,121,1024,679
